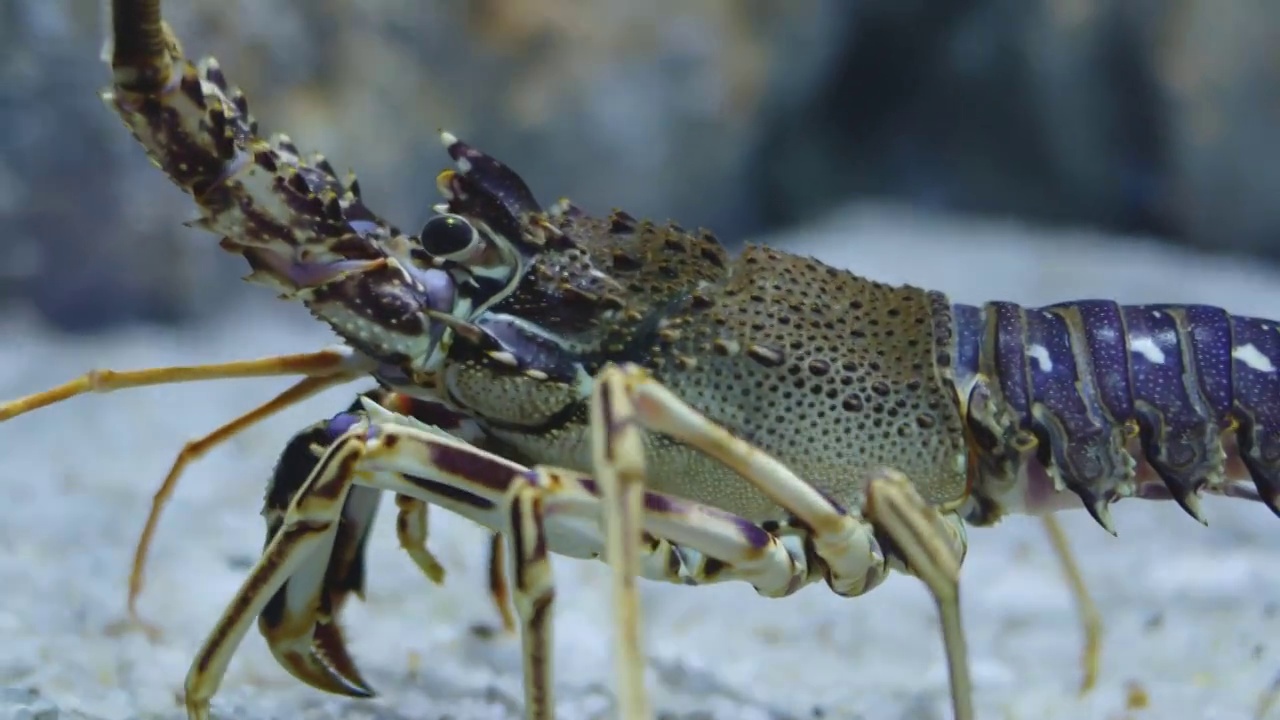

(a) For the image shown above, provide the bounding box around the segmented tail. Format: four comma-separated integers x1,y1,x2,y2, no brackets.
952,300,1280,530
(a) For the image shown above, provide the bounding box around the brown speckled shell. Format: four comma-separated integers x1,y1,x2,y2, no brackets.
450,216,970,521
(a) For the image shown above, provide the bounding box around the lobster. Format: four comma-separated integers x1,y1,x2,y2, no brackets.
1,1,1275,718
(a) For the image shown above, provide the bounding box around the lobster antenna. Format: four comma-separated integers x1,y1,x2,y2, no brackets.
109,0,169,91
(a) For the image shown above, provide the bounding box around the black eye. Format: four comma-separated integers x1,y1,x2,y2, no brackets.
419,214,476,256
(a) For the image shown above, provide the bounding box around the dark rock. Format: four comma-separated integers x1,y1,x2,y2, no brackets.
751,0,1280,256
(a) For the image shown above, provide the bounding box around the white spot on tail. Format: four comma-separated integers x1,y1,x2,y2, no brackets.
1131,336,1166,364
1028,344,1053,372
1233,343,1276,372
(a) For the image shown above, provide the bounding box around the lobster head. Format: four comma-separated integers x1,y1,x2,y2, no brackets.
291,130,730,430
295,132,636,401
414,134,734,431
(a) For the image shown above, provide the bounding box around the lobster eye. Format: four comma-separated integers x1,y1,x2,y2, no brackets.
419,214,477,257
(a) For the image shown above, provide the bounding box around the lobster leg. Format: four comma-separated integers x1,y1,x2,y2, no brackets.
256,487,447,697
591,363,972,720
0,347,369,422
123,376,521,633
117,373,516,645
259,390,526,650
254,410,496,697
1040,515,1103,695
115,371,357,634
485,531,517,634
183,397,814,720
233,420,382,699
392,495,447,584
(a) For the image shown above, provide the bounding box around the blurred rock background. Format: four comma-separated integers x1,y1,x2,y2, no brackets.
1,0,1277,331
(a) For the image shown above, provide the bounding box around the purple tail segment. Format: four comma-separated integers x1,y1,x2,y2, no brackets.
951,299,1280,529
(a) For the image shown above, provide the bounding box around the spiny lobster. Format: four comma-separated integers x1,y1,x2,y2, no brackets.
3,1,1277,719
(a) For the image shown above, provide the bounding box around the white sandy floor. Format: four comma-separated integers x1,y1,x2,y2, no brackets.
1,204,1278,720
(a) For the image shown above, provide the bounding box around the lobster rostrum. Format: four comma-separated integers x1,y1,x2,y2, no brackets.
3,1,1277,719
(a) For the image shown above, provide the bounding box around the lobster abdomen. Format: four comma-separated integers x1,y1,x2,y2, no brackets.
951,300,1280,529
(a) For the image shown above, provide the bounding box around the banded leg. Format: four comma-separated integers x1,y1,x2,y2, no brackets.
253,394,505,692
182,399,812,720
393,495,446,584
254,412,394,697
380,396,519,630
485,531,517,634
0,347,368,422
118,371,359,634
185,424,371,719
589,363,972,720
505,471,556,716
198,414,453,705
121,376,522,637
258,487,447,695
